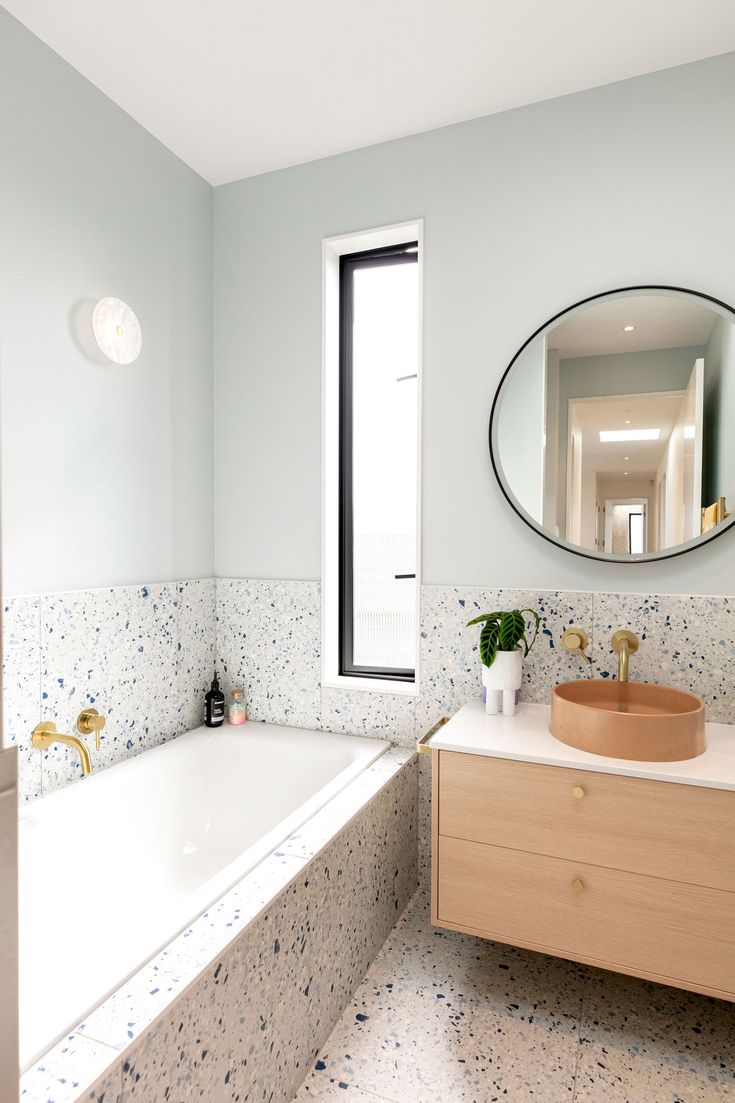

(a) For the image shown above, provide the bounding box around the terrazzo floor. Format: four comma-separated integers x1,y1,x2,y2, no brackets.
293,890,735,1103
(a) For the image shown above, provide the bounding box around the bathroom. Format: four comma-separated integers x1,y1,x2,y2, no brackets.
1,2,735,1100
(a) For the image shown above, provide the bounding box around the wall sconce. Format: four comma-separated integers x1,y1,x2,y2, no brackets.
92,297,142,364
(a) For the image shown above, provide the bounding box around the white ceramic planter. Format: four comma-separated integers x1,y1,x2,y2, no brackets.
482,647,523,717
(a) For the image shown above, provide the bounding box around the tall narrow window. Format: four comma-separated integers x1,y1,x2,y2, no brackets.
339,241,419,682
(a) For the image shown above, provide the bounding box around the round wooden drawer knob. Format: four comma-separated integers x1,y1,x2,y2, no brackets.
572,785,585,799
571,878,584,893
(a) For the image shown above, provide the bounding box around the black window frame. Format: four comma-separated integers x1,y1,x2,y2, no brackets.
338,240,419,683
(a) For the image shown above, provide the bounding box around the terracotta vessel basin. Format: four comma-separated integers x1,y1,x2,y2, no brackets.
550,680,706,762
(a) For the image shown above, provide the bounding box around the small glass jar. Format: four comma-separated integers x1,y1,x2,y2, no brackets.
228,687,247,726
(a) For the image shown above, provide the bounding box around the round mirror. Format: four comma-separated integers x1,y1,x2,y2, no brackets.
490,286,735,562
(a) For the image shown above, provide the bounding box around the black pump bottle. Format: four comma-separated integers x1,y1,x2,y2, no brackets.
205,672,225,728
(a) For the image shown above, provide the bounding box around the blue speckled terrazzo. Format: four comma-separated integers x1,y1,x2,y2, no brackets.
10,576,735,1102
6,578,735,803
416,585,596,740
295,891,735,1102
40,584,178,787
19,1032,122,1103
2,579,215,801
592,592,735,721
415,585,735,891
216,577,322,729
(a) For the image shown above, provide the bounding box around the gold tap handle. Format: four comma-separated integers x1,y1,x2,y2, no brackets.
77,708,106,750
562,627,591,663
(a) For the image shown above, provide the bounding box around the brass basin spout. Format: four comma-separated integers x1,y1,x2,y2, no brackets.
611,630,639,683
32,721,93,775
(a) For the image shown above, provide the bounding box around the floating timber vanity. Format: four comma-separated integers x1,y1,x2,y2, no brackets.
428,700,735,1001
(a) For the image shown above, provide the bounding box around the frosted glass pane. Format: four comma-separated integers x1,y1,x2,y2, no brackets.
351,262,418,671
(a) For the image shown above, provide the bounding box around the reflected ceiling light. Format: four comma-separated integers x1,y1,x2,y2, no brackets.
92,297,142,364
683,425,696,440
599,429,661,442
624,471,630,475
622,325,636,332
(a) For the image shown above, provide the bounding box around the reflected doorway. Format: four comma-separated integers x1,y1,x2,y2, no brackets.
604,499,648,555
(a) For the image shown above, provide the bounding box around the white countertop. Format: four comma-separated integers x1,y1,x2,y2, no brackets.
430,700,735,791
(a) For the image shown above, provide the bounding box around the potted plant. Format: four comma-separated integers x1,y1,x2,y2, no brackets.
466,608,541,717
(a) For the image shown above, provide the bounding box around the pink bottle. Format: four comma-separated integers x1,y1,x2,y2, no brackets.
228,687,247,725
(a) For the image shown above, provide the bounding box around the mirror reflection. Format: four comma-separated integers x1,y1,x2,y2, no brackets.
492,288,735,560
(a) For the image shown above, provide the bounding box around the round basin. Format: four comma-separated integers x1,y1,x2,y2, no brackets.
550,680,706,762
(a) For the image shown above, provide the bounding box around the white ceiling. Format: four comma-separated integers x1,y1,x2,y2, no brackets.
574,392,684,476
548,295,720,359
4,0,735,185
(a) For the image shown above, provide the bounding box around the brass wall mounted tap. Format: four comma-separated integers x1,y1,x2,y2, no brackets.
611,630,639,682
32,721,93,775
31,708,106,775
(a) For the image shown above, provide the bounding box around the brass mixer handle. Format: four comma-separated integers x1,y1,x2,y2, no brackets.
562,627,591,662
77,708,106,749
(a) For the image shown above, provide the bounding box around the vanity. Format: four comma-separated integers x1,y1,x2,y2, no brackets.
428,701,735,1002
445,280,735,1002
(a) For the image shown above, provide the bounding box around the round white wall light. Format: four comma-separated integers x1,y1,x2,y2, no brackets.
92,297,142,364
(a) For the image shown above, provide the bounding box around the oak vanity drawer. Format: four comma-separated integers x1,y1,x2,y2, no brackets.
437,751,735,891
437,835,735,997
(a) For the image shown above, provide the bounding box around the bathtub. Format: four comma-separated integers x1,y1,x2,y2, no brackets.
19,721,388,1071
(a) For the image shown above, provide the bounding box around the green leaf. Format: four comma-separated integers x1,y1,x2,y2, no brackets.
519,609,541,654
479,619,500,667
465,612,501,628
498,610,525,652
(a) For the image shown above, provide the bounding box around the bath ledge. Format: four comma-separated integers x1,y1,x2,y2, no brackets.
19,743,413,1103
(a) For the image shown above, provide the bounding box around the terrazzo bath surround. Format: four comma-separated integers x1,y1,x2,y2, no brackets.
20,721,393,1072
19,745,417,1103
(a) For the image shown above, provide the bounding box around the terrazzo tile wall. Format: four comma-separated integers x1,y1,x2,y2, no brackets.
215,578,735,888
3,578,215,803
7,575,733,815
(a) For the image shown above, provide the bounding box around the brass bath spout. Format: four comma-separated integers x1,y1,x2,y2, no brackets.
611,630,639,683
32,721,93,775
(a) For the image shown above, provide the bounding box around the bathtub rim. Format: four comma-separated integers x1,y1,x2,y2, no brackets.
19,734,414,1103
19,720,392,1071
18,718,386,820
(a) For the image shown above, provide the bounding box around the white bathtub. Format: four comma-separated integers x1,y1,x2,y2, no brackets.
19,722,388,1071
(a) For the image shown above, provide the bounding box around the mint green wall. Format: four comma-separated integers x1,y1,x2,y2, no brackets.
213,52,735,595
3,8,734,598
0,9,214,595
497,338,545,522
